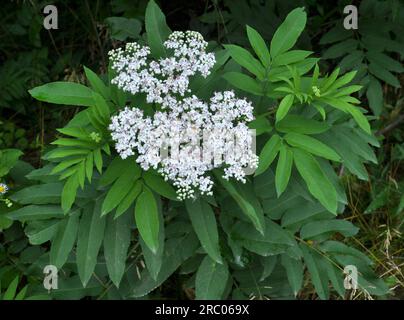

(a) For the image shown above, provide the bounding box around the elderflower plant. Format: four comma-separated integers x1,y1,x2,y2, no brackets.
108,31,258,199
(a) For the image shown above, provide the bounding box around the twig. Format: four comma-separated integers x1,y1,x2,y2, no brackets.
376,114,404,136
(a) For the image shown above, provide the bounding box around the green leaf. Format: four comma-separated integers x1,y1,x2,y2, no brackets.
93,148,103,173
131,232,199,297
255,134,282,176
140,195,165,281
76,200,106,287
293,148,338,214
14,286,27,300
99,157,130,186
275,145,293,197
368,62,400,88
281,254,303,296
51,158,83,175
115,180,142,218
0,149,23,177
3,276,19,300
366,77,383,116
104,213,131,287
50,210,80,269
260,256,278,281
366,51,404,73
232,218,295,256
270,7,307,58
101,164,141,216
145,0,171,58
319,131,368,180
224,44,266,78
324,70,357,93
345,104,371,134
92,92,110,124
248,115,273,136
285,133,341,161
323,39,358,59
62,174,79,212
7,205,64,220
11,182,63,204
25,220,60,245
135,187,160,253
222,72,263,95
276,115,330,134
246,25,271,67
276,94,294,122
273,50,312,66
143,171,178,201
324,260,345,298
339,51,363,72
185,198,222,264
83,66,110,100
24,220,59,245
105,17,141,41
29,82,94,106
45,147,89,159
195,256,229,300
300,244,329,299
85,152,93,182
215,173,265,234
300,219,359,240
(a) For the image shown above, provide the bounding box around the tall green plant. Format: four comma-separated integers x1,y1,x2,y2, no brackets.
7,0,390,300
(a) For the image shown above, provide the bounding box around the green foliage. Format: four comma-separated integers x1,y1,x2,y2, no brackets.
2,0,402,301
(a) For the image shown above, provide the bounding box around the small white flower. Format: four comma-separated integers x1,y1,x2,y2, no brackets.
0,183,8,195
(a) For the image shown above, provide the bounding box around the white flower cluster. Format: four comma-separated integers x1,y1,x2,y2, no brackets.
108,31,215,105
108,31,258,199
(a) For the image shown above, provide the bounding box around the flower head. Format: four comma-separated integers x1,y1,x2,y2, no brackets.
108,31,258,199
0,183,8,195
108,31,215,105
